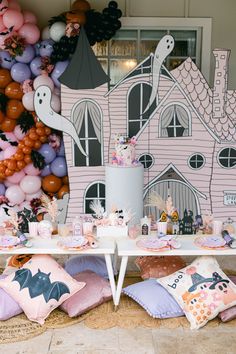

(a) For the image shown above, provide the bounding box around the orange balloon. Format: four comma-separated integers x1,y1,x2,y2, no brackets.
6,99,24,120
71,0,91,12
57,184,69,199
24,137,34,147
36,121,44,128
29,132,38,141
18,141,25,149
17,160,26,170
0,69,12,89
7,160,17,170
5,168,14,177
62,176,69,185
24,155,32,164
36,127,45,136
42,175,62,193
0,111,4,123
0,117,16,131
34,141,41,149
5,82,23,100
15,151,24,161
39,136,47,143
22,146,32,155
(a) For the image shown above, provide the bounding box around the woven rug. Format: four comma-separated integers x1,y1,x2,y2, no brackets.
1,273,236,344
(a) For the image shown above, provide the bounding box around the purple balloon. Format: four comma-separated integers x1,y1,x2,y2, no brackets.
51,157,67,177
51,60,69,88
0,183,6,196
38,144,56,164
15,45,35,64
0,51,16,69
11,63,31,83
39,39,54,57
30,56,42,76
34,43,40,56
40,164,51,177
57,141,65,157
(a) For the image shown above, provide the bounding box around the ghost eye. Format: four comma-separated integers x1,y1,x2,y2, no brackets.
219,285,223,291
37,92,40,97
43,93,46,96
223,283,227,288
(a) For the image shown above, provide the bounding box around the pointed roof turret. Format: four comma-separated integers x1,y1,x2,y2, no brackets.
59,27,110,89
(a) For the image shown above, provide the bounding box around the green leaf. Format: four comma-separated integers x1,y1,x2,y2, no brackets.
31,150,46,170
17,112,35,133
0,93,8,114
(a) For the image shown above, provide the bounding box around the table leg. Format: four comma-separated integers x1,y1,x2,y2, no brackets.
104,254,116,303
114,255,128,308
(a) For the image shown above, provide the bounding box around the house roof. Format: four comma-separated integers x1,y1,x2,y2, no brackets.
59,27,110,90
171,57,236,142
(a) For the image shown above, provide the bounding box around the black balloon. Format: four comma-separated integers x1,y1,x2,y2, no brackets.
109,1,118,8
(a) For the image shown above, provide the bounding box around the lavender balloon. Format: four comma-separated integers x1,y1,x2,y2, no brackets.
0,51,16,69
34,43,40,56
15,45,35,64
57,141,65,157
30,56,42,76
51,157,67,177
51,60,69,87
40,164,51,177
39,39,54,57
11,63,31,83
0,183,6,196
38,144,56,164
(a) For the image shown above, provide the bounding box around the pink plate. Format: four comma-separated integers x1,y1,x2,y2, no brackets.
136,237,169,251
0,236,20,249
194,235,226,249
57,236,88,250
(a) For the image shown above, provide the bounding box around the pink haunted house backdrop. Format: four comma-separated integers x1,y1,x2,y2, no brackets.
59,28,236,223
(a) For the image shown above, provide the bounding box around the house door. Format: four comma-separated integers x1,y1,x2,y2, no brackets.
144,180,199,220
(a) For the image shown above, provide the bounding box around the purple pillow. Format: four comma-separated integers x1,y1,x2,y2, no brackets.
123,278,184,318
60,270,112,317
0,275,22,320
219,276,236,322
64,255,117,278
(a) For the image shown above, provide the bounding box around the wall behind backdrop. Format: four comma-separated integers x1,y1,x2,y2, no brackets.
17,0,236,89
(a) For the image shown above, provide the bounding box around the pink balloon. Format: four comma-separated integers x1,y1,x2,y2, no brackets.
25,189,42,201
5,185,25,205
24,163,40,176
51,93,61,112
3,9,24,30
53,87,60,96
19,201,31,210
0,17,5,31
14,125,26,140
33,74,54,91
0,0,8,15
22,91,35,111
0,132,17,150
7,170,25,184
22,11,37,24
0,151,4,161
8,0,21,11
4,180,14,187
20,175,41,194
3,146,17,159
18,23,40,44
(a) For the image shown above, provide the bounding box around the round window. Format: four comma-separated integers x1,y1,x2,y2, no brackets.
138,154,154,169
189,154,205,169
218,148,236,168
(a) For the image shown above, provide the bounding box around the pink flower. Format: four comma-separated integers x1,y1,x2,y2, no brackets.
22,79,34,94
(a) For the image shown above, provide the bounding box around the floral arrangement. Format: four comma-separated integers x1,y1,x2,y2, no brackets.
21,79,34,94
4,34,26,57
111,134,138,166
40,57,54,75
145,191,179,223
40,193,58,223
89,200,133,227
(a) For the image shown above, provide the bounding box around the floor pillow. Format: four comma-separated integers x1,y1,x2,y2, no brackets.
0,254,85,325
0,275,23,320
64,255,117,278
60,270,112,317
219,276,236,322
135,256,186,279
157,256,236,329
123,278,184,318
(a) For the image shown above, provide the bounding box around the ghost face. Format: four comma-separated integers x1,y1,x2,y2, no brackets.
213,281,236,305
34,85,52,108
155,35,174,61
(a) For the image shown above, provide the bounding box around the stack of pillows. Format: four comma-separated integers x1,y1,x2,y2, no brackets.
123,255,236,329
0,254,113,325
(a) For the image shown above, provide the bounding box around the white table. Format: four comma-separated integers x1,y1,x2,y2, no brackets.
0,237,117,303
115,235,236,306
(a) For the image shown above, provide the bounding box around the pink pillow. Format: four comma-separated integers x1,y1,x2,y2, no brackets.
135,256,186,279
60,270,112,317
219,276,236,322
0,255,85,325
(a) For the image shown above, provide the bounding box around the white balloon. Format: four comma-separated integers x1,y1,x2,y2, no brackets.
20,175,41,194
33,74,54,91
25,189,42,201
41,26,50,40
22,91,35,111
49,22,66,42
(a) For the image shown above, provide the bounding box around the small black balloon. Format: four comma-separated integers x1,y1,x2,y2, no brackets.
60,36,69,45
113,20,121,30
116,9,122,18
102,8,110,16
109,1,118,8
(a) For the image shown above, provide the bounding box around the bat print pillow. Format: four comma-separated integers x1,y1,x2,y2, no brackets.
0,254,85,325
157,256,236,329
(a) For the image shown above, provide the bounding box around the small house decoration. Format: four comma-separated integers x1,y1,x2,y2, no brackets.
179,210,194,235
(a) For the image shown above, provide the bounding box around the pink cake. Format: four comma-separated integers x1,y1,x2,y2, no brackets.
112,135,138,166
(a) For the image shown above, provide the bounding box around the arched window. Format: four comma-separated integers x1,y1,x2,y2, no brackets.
218,148,236,168
128,83,156,136
160,104,190,137
84,182,106,214
72,100,103,166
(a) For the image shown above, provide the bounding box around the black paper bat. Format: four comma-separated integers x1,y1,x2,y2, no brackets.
13,268,70,303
